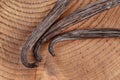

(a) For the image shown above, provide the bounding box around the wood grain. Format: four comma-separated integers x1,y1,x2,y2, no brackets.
0,0,120,80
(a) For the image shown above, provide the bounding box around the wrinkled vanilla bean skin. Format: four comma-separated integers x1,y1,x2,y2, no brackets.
21,0,73,68
21,0,120,68
33,0,120,58
49,28,120,56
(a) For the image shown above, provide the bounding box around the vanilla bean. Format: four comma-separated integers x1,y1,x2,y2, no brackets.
48,28,120,55
21,0,73,68
33,0,120,58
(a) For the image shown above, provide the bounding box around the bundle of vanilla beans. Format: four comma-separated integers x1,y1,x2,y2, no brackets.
21,0,120,68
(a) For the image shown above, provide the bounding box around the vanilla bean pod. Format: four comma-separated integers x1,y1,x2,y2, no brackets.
48,28,120,55
21,0,73,68
33,0,120,58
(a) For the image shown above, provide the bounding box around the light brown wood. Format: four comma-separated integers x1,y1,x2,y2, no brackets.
0,0,120,80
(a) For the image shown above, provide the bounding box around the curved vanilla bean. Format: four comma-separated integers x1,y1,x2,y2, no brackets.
21,0,73,68
48,28,120,56
33,0,120,57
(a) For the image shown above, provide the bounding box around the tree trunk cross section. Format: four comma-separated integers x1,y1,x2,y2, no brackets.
0,0,120,80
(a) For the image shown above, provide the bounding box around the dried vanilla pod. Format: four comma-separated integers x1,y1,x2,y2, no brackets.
33,0,120,59
21,0,120,68
21,0,73,68
48,28,120,56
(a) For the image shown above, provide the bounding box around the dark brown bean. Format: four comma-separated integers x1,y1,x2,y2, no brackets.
48,28,120,56
21,0,73,68
33,0,120,58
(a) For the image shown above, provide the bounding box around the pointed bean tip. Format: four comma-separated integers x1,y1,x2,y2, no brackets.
34,62,39,67
48,44,55,56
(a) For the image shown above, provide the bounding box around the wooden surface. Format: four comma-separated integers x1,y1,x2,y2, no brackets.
0,0,120,80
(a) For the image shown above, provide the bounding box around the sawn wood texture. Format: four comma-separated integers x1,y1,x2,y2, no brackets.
0,0,120,80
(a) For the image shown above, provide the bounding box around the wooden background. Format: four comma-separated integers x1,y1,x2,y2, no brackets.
0,0,120,80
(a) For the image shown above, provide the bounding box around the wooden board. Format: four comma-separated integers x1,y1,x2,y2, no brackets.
0,0,120,80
